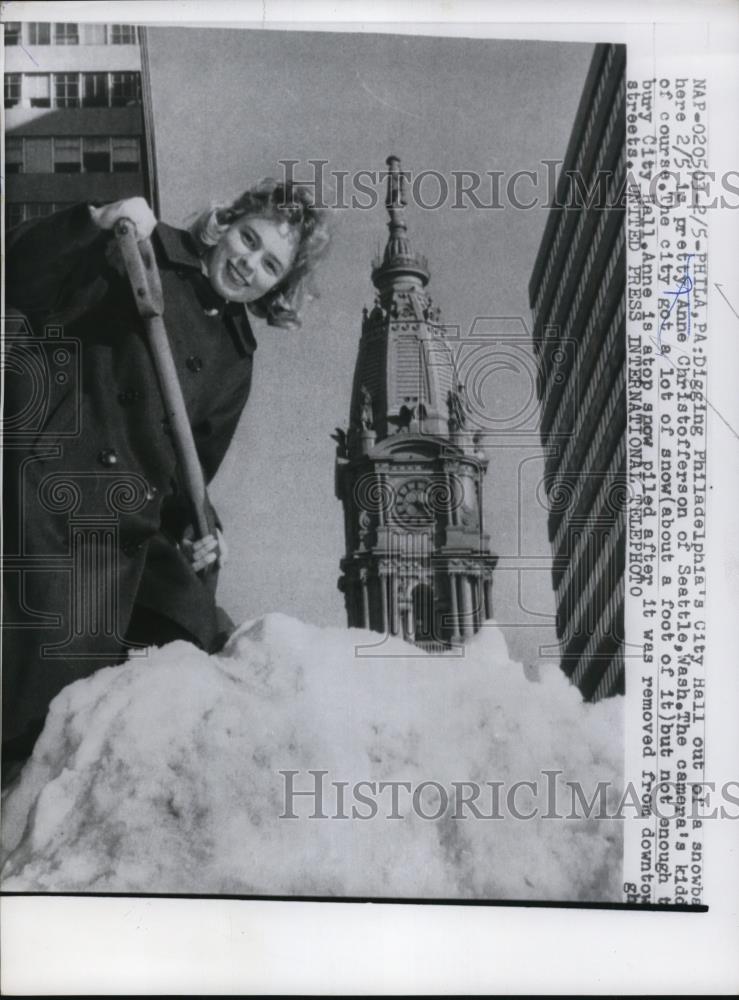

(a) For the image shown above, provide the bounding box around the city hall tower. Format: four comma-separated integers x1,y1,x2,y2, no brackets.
335,156,497,647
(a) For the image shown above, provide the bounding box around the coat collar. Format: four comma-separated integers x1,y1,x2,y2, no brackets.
154,221,203,272
153,222,257,357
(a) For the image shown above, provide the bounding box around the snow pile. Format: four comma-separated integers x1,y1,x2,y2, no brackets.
1,614,622,899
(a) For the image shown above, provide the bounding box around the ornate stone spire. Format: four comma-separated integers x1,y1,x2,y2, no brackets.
335,154,497,649
371,155,430,303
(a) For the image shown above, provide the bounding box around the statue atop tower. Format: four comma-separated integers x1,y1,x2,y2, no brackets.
335,156,497,648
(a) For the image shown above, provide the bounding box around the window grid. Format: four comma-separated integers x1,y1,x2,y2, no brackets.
25,202,57,219
4,73,21,108
532,48,622,320
111,25,137,44
83,72,109,108
6,204,26,229
22,137,52,173
53,23,80,45
28,23,51,45
111,137,141,172
6,202,76,228
53,137,82,173
55,72,80,109
81,24,108,45
82,136,111,172
25,73,51,108
4,22,21,45
6,73,142,110
110,72,142,106
34,135,142,174
6,23,139,46
6,137,24,173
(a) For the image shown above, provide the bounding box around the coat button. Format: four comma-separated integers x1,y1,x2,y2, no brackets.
98,449,118,467
186,355,203,373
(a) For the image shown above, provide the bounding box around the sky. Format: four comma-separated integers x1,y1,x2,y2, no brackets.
147,26,594,667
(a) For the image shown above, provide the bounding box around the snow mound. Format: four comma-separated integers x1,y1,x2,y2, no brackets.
1,615,623,899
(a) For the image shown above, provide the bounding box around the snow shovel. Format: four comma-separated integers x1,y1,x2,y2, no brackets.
113,218,217,583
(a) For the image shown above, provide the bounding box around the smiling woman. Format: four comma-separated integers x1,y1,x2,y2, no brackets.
207,216,299,303
189,179,330,328
2,178,331,783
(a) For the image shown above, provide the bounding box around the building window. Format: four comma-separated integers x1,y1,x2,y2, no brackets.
55,73,80,108
53,137,82,173
6,72,144,110
6,137,23,174
111,24,137,44
82,137,112,172
110,72,141,107
5,135,141,174
28,23,52,45
23,137,53,173
25,203,55,219
6,203,71,228
4,22,22,45
4,73,21,108
112,137,141,172
6,204,25,229
9,136,142,174
26,74,51,108
54,23,79,45
81,24,107,45
82,73,109,107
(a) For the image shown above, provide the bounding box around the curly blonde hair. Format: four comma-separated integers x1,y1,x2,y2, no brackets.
189,178,331,330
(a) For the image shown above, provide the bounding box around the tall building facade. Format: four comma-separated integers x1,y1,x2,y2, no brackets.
335,157,497,648
3,19,154,229
528,43,627,700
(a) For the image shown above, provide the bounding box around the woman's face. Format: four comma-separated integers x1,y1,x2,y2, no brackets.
206,214,299,304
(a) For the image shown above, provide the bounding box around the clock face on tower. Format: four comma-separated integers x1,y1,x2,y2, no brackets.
394,478,434,526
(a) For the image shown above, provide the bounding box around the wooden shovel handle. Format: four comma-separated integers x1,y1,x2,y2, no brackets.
114,219,214,543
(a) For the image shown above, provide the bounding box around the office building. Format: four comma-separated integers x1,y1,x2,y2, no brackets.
4,19,154,228
528,43,626,700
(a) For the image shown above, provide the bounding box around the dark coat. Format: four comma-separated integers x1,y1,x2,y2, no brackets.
3,203,257,745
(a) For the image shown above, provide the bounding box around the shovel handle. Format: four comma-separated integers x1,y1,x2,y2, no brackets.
114,219,163,317
114,218,213,543
145,315,212,540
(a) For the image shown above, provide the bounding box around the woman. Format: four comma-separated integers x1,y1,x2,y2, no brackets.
3,180,330,778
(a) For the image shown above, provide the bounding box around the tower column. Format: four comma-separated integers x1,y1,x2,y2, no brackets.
361,572,370,629
449,570,461,642
470,576,479,632
447,469,458,527
405,590,415,641
484,577,493,621
389,573,399,636
475,575,485,630
459,574,474,639
379,572,388,634
377,472,386,527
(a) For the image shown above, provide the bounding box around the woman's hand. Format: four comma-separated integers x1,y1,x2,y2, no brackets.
90,197,158,240
181,526,229,574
